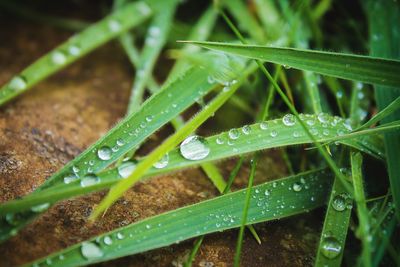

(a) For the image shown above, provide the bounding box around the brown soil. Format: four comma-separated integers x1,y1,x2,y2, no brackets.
0,5,321,267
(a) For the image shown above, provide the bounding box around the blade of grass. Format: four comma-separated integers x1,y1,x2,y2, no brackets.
0,0,152,106
25,169,334,267
351,152,372,267
182,41,400,88
2,114,395,215
315,176,352,266
127,0,178,114
366,0,400,222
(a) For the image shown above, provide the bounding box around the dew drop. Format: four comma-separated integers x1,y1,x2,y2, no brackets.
180,135,210,160
81,242,103,260
216,136,225,145
259,122,268,130
153,153,169,169
116,232,125,240
145,115,154,122
97,146,112,160
117,160,137,178
228,129,240,140
242,125,251,135
108,19,121,32
149,26,160,37
103,236,113,245
282,114,296,126
51,51,67,65
283,64,291,69
332,193,351,212
80,174,100,187
317,113,329,124
64,173,78,184
270,130,278,137
8,76,27,91
68,45,81,56
292,182,302,192
116,138,125,146
31,203,50,213
321,236,342,259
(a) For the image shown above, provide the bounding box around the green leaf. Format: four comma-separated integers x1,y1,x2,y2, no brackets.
0,1,152,106
2,113,395,215
181,41,400,88
25,169,334,267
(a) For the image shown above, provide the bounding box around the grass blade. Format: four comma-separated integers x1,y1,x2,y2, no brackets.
366,0,400,221
315,177,352,266
0,1,152,106
25,169,334,267
182,41,400,87
1,114,395,214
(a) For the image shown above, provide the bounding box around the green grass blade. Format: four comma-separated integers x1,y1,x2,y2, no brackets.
25,169,334,267
315,177,352,266
0,1,152,106
351,152,372,267
2,114,395,215
201,162,227,193
127,1,178,113
366,0,400,221
182,41,400,88
356,96,400,131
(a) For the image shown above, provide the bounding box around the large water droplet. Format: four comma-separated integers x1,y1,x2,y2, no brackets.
282,114,296,126
228,129,240,140
9,76,27,91
153,153,169,169
332,193,351,212
321,236,342,259
180,135,210,160
97,146,112,160
80,174,100,187
81,242,103,260
51,51,67,65
117,160,136,178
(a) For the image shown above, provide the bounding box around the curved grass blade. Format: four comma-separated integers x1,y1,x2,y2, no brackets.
182,41,400,88
128,0,178,113
0,1,152,106
315,176,352,266
1,114,394,214
25,169,334,267
0,114,393,214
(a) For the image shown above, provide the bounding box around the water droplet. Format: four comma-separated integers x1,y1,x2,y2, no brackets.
180,135,210,160
149,26,160,37
292,182,302,192
116,138,125,146
153,153,169,169
80,174,100,187
228,129,240,140
103,236,113,245
8,76,27,91
282,114,296,126
51,51,67,65
64,173,78,184
207,75,215,84
117,160,137,178
242,125,251,135
270,130,278,137
145,224,151,229
317,113,329,124
321,236,342,259
145,115,154,122
108,19,121,32
116,232,125,240
336,90,343,99
68,45,81,56
31,203,50,212
81,242,103,259
283,64,291,69
97,146,112,160
332,193,351,212
137,2,151,15
259,122,268,130
216,136,225,145
264,189,271,196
